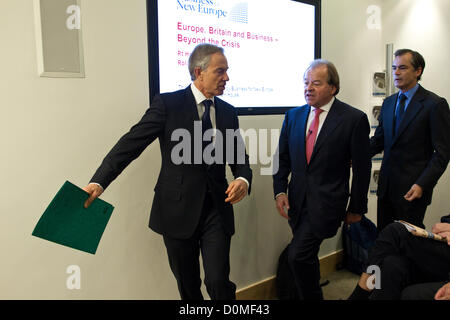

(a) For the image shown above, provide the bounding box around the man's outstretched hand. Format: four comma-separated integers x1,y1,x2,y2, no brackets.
82,183,104,208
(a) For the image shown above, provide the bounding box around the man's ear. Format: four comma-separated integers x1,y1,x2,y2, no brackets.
194,67,202,81
415,67,423,80
331,85,337,96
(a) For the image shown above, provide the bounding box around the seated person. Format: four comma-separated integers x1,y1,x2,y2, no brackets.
348,214,450,300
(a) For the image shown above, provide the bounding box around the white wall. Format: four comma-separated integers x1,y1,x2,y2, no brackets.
0,0,290,299
0,0,174,299
320,0,385,255
1,0,448,299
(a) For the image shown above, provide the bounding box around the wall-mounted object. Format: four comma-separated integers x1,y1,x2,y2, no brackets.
385,43,397,97
369,169,380,194
33,0,85,78
368,104,382,128
372,72,386,97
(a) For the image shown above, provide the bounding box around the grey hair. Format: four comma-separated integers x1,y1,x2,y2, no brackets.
188,44,224,81
304,59,340,96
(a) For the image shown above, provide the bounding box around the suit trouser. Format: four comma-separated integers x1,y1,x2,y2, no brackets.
288,209,324,300
401,281,446,300
163,192,235,300
365,222,450,300
377,191,428,232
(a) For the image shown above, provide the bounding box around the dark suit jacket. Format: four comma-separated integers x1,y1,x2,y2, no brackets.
90,86,252,239
273,99,371,239
370,85,450,204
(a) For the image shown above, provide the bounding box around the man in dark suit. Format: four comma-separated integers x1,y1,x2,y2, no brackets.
83,44,252,300
273,59,371,300
370,49,450,231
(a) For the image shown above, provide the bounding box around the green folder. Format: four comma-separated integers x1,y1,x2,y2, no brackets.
32,181,114,254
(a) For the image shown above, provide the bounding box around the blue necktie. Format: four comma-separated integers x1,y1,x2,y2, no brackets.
394,93,407,135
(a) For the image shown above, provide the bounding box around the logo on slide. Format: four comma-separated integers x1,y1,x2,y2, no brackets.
228,3,248,24
177,0,227,19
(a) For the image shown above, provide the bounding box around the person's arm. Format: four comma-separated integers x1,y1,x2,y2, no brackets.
225,109,252,204
84,95,166,207
347,113,372,217
273,113,292,219
432,222,450,245
410,98,450,201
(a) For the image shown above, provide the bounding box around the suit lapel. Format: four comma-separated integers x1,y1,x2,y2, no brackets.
310,99,345,162
394,85,426,141
184,86,200,122
214,97,225,133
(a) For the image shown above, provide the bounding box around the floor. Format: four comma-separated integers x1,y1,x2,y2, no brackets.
321,268,360,300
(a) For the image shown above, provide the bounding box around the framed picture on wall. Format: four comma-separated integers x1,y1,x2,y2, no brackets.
372,72,386,97
368,104,382,128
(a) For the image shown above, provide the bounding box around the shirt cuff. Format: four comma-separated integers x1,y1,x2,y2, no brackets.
275,192,286,199
89,182,104,192
236,177,250,191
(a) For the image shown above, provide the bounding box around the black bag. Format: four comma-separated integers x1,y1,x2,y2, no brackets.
276,244,300,300
342,215,378,275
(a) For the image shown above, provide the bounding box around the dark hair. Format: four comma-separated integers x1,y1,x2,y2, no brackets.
394,49,425,81
305,59,340,95
188,44,224,81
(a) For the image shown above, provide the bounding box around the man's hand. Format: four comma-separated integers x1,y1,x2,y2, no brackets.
404,184,423,202
435,282,450,300
345,212,362,225
440,232,450,246
275,194,290,220
432,222,450,246
225,179,248,205
82,183,104,208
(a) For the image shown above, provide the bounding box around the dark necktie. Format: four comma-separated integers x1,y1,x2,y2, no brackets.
202,99,213,132
394,93,407,135
202,99,213,151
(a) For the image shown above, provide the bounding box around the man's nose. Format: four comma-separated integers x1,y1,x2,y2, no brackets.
224,72,229,81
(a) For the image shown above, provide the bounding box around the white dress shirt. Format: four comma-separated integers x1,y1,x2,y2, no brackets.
305,96,335,143
190,84,249,190
275,97,335,199
191,83,216,129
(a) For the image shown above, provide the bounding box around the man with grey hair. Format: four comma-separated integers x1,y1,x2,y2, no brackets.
273,59,371,299
83,43,252,300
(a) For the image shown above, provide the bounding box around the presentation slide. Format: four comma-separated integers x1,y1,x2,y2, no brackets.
157,0,316,109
